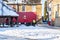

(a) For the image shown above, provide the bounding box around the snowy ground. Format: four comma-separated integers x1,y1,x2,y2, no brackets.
0,24,60,40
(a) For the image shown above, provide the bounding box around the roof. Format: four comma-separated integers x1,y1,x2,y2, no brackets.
0,0,19,17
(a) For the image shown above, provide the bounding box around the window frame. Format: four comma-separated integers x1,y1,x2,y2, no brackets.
22,5,26,12
32,5,36,12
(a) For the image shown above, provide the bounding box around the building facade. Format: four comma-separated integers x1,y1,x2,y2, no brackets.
47,0,60,26
4,0,42,20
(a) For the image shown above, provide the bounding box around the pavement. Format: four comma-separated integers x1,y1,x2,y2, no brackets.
0,24,60,40
36,24,60,29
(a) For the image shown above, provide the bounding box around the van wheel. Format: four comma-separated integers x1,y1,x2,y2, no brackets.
21,23,24,24
32,23,35,26
26,23,31,26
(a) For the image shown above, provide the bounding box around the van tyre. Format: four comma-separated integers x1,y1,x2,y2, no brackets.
32,23,35,26
26,23,31,26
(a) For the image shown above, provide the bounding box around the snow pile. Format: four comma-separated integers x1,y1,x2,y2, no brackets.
0,0,19,16
0,25,60,40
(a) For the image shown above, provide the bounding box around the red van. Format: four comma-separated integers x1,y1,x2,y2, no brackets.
17,12,37,25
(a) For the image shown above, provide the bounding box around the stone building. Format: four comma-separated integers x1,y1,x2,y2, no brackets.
47,0,60,26
4,0,42,21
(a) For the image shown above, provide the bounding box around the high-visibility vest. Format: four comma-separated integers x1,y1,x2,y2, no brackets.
33,20,36,23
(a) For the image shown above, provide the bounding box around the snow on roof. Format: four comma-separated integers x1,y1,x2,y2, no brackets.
0,0,19,17
7,0,23,3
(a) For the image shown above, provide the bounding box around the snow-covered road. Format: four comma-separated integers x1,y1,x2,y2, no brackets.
0,24,60,40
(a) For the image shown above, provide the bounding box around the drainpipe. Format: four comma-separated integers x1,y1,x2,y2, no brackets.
57,4,59,17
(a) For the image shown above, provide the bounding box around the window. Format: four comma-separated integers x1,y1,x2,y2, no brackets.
32,5,36,12
55,11,59,18
22,5,25,12
28,0,41,4
49,7,51,11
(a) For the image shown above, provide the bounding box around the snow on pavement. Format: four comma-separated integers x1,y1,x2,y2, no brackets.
0,25,60,40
